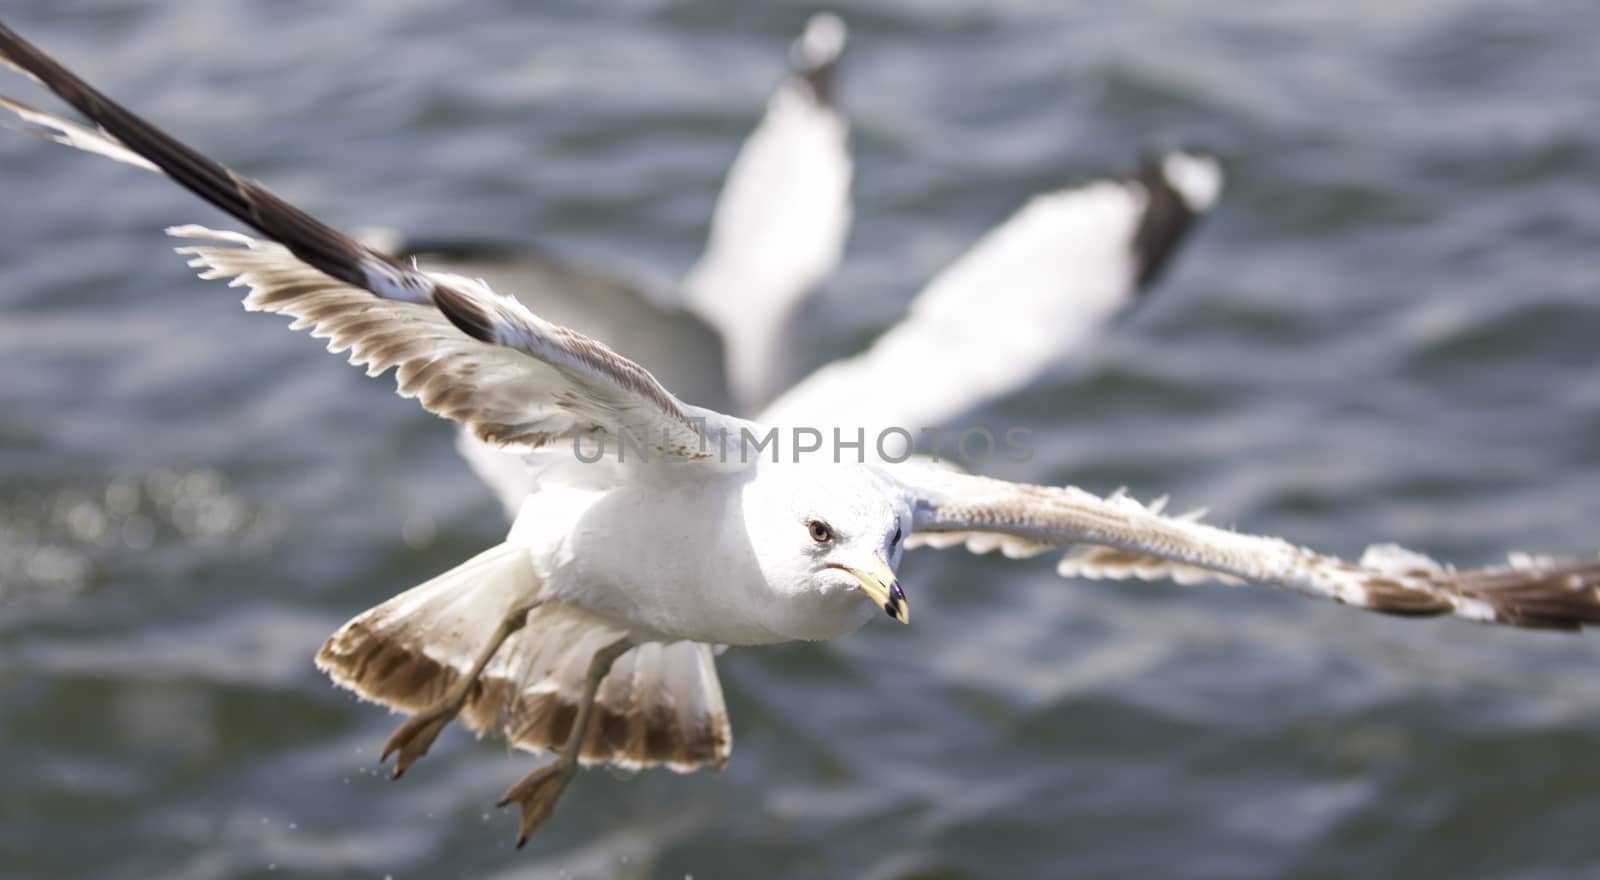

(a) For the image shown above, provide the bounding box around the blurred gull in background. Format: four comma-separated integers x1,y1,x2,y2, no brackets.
383,15,1223,513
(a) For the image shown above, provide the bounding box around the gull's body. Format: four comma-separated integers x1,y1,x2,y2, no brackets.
508,459,893,646
4,20,1599,849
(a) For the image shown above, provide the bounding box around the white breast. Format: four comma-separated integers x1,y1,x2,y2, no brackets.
510,471,875,646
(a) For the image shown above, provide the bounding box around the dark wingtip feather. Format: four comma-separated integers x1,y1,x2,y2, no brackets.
431,282,497,343
1126,150,1221,289
0,21,406,295
1463,560,1600,631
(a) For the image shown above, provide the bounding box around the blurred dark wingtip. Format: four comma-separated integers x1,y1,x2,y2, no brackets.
1128,149,1224,289
1463,559,1600,631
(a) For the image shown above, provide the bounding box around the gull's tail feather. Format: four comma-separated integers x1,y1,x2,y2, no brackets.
316,543,731,772
477,633,732,773
315,542,538,716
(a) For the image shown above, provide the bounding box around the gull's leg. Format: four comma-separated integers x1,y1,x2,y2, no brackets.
497,636,635,848
381,600,542,778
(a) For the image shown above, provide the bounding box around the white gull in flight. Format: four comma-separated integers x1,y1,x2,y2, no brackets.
4,22,1597,849
438,13,1224,511
439,12,853,514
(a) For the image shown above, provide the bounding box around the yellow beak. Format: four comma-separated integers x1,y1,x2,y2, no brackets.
837,558,909,624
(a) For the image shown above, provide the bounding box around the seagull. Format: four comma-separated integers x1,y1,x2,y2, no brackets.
434,12,852,515
758,148,1222,442
429,13,1222,511
6,22,1599,849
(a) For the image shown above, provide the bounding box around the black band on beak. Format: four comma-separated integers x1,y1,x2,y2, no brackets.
885,582,907,619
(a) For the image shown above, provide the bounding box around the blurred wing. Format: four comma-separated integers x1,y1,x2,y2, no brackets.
681,13,853,408
897,467,1600,631
0,23,750,465
760,151,1223,432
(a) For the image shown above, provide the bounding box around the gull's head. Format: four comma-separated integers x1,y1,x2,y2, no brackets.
745,464,909,636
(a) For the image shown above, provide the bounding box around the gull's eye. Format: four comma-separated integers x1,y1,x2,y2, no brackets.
807,518,833,543
892,524,902,548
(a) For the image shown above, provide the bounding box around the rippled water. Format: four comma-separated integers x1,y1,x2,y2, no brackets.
3,2,1599,878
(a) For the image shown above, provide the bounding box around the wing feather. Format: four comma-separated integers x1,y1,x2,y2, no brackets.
681,13,853,408
0,24,753,465
899,468,1600,631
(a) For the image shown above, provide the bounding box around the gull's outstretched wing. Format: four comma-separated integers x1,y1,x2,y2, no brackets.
760,151,1223,433
895,466,1600,631
681,12,853,410
0,23,752,466
350,235,733,514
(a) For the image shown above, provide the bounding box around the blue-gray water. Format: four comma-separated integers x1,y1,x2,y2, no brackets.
3,2,1600,877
